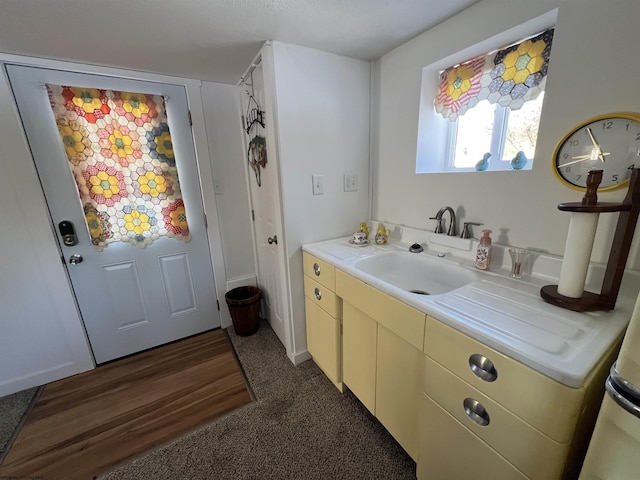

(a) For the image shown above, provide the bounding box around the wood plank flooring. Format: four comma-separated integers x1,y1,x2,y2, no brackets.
0,329,251,480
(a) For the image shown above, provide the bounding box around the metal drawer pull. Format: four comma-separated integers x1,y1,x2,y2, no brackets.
313,263,321,276
469,354,498,382
463,398,490,426
314,288,322,300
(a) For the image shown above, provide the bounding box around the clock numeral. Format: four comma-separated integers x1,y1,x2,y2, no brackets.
563,153,569,160
575,174,582,182
635,132,640,141
602,121,613,130
612,174,619,183
570,140,579,146
565,166,571,173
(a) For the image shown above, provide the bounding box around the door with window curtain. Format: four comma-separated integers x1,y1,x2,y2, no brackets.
7,64,220,363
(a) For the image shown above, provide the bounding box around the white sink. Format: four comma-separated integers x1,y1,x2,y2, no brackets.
354,250,480,295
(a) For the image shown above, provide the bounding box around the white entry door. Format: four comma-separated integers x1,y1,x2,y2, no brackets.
7,64,220,363
241,61,290,351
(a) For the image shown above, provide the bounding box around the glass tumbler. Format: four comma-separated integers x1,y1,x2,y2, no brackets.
508,248,531,279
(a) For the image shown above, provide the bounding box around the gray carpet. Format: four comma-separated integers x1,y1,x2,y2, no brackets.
100,321,417,479
0,386,39,463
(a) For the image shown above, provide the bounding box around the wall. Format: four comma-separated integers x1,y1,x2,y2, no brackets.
270,42,371,357
0,54,242,394
201,82,257,305
372,0,640,268
0,64,94,396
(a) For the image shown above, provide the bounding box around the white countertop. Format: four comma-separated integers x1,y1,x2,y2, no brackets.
303,236,640,388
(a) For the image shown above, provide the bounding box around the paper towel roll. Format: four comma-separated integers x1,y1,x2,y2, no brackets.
557,212,599,298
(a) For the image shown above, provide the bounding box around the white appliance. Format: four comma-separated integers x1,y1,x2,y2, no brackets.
579,295,640,479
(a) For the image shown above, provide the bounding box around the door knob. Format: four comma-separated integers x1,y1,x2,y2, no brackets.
69,254,83,265
268,235,278,245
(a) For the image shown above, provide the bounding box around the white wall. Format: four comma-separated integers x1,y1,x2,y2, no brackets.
270,42,371,356
201,81,257,324
0,65,94,396
373,0,640,268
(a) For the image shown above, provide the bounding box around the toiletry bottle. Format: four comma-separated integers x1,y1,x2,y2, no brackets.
475,229,492,270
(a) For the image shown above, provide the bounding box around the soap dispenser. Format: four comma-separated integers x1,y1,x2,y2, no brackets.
475,229,492,270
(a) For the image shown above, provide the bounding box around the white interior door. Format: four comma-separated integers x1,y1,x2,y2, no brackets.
7,64,220,363
241,62,289,349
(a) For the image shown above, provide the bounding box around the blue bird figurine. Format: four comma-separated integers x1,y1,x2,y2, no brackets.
510,151,527,170
475,152,491,171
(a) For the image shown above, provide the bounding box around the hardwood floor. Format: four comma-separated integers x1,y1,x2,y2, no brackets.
0,329,251,480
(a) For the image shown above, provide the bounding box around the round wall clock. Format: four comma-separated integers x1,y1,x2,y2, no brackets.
553,112,640,191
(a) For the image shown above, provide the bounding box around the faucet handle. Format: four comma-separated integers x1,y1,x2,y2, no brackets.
429,216,444,234
461,222,483,239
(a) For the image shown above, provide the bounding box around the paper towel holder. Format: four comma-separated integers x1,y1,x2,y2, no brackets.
541,168,640,312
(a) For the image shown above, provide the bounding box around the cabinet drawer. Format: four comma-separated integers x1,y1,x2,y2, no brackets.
303,252,335,291
417,393,528,480
336,269,425,350
425,355,568,480
424,316,582,443
304,275,341,318
305,300,341,384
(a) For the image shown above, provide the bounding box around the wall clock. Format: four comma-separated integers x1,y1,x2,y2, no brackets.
553,112,640,191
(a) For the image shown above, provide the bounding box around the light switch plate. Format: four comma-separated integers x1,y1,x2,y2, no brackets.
344,174,358,192
312,174,324,195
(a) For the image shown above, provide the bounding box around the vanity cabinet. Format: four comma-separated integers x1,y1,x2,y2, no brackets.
418,316,619,480
302,253,342,390
336,269,424,460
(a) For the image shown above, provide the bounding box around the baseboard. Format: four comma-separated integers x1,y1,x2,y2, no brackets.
289,349,311,366
226,275,257,292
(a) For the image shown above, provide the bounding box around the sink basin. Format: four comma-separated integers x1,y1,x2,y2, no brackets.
354,250,479,295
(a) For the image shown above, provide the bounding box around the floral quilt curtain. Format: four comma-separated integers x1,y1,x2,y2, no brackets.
434,28,554,121
46,85,190,251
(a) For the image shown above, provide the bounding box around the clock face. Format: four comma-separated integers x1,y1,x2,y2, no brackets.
553,113,640,190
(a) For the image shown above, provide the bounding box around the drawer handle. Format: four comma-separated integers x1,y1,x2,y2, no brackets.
314,287,322,300
463,398,490,426
313,263,321,276
469,354,498,382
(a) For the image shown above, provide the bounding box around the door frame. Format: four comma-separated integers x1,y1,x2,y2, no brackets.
1,53,231,337
238,48,295,362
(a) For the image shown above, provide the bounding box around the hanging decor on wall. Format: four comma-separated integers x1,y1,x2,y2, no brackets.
242,69,267,187
247,134,267,187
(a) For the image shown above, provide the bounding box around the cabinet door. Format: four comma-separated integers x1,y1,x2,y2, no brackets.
305,300,341,384
417,394,528,480
342,301,377,414
376,325,422,461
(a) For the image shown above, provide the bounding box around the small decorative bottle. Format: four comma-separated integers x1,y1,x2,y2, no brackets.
475,229,493,270
375,224,389,245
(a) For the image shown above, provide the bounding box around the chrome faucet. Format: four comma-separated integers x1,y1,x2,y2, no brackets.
430,206,457,236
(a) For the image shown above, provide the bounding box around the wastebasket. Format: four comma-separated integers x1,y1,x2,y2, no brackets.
225,286,262,336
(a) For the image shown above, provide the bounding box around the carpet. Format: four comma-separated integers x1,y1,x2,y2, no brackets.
99,321,417,479
0,386,40,463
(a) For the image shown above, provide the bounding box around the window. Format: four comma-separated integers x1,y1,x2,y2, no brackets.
447,93,544,171
416,24,554,174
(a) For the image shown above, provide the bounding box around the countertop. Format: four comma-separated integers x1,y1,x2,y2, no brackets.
302,236,640,388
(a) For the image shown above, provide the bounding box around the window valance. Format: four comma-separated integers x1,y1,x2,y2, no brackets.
434,28,554,121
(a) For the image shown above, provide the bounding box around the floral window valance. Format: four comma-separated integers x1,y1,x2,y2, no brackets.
46,85,190,251
434,28,554,121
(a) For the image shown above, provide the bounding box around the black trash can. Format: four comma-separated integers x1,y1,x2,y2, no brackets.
225,286,262,336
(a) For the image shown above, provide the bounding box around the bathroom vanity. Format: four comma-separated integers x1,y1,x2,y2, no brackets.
302,230,639,480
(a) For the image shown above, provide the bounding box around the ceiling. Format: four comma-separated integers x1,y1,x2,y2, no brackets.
0,0,479,85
